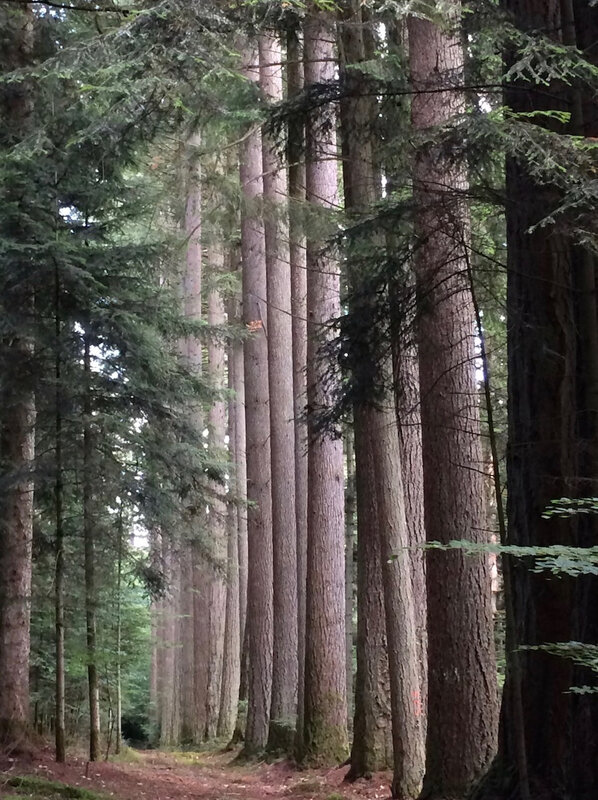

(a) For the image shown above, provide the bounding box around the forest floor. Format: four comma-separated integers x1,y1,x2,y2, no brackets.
0,746,392,800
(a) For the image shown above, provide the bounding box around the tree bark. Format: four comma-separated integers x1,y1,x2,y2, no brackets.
287,25,309,753
339,7,392,778
55,268,66,763
83,334,101,762
340,7,424,790
259,33,299,750
115,503,124,755
302,4,348,766
344,428,355,732
218,345,241,739
239,37,274,756
229,281,249,724
409,8,498,797
473,3,598,798
182,133,208,744
206,248,228,739
0,2,36,747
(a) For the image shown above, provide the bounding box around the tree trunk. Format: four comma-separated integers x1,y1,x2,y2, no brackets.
229,282,249,729
0,2,36,747
474,3,598,798
340,8,423,790
259,33,299,751
239,37,274,756
287,25,308,753
115,503,124,755
302,5,348,766
180,133,211,745
206,249,228,739
348,419,392,778
83,334,101,762
408,8,498,797
160,536,177,746
339,7,392,777
218,345,241,739
55,268,66,763
344,428,355,732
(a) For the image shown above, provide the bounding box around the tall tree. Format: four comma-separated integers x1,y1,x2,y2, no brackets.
259,32,299,750
302,4,348,766
182,132,207,745
54,267,66,763
239,38,274,755
205,244,228,739
218,331,241,739
408,6,498,797
474,3,598,797
339,8,392,777
0,1,36,745
287,23,308,751
340,5,424,791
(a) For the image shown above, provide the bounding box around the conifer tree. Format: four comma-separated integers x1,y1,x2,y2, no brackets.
239,37,274,755
259,31,299,750
0,1,36,744
409,6,498,796
302,3,348,766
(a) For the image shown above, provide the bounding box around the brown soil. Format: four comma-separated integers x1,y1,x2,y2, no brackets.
0,747,393,800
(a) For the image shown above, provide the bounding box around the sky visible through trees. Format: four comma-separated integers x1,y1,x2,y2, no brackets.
1,2,598,800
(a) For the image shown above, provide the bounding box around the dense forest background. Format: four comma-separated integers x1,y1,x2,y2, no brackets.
1,2,598,800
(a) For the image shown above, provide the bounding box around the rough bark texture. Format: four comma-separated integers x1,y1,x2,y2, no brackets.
384,15,428,725
230,285,249,711
394,348,427,715
473,3,598,798
0,3,36,746
239,38,274,756
340,8,424,791
160,537,180,747
181,134,204,744
259,34,299,749
206,250,228,739
287,26,308,752
218,350,241,739
344,430,355,731
302,5,348,767
339,6,392,778
348,420,392,778
409,9,498,798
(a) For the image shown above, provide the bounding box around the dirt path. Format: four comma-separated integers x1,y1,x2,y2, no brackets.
0,748,392,800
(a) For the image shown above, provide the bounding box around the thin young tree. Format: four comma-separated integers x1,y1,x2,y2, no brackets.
83,332,101,762
54,266,66,763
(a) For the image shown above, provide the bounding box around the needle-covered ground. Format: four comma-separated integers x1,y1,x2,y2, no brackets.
0,748,392,800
